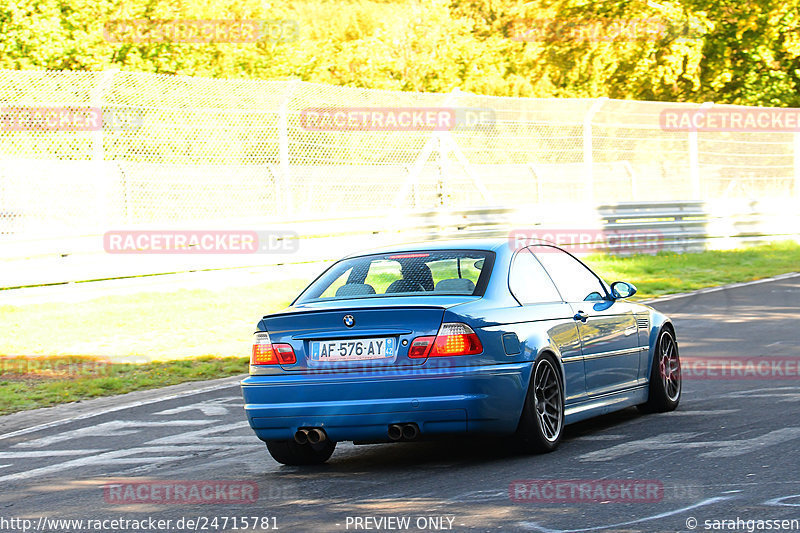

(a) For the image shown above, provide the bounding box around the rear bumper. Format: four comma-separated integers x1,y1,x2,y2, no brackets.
241,362,531,442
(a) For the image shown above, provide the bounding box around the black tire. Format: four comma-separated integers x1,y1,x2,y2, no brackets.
266,439,336,466
638,328,681,413
516,354,565,454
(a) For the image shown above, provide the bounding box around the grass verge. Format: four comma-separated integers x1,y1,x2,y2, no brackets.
586,241,800,298
0,356,248,415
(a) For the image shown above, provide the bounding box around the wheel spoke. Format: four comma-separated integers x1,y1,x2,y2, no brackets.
533,359,563,442
657,333,681,402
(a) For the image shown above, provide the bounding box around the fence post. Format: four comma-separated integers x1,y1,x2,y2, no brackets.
583,97,608,204
439,88,467,206
278,82,296,214
528,164,542,203
437,89,460,206
437,134,449,206
689,101,713,199
91,69,118,230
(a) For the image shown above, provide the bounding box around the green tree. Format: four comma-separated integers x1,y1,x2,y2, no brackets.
1,0,799,106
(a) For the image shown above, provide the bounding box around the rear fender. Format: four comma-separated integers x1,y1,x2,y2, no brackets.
472,320,570,415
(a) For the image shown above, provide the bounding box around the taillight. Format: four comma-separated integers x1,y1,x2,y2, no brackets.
408,336,436,358
409,323,482,359
251,332,296,365
432,323,483,356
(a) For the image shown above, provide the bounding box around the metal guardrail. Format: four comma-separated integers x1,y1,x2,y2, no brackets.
598,200,710,253
598,199,800,253
0,200,798,289
290,200,798,255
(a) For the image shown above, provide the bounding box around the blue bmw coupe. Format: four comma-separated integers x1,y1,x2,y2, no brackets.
241,239,681,465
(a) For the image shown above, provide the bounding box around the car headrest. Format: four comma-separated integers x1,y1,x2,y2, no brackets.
435,278,475,294
385,279,425,293
335,283,376,297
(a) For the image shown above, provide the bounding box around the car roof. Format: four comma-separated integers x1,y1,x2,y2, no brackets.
342,238,509,258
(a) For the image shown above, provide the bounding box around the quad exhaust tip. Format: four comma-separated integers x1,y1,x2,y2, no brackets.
294,428,309,444
388,423,419,441
388,424,403,441
401,423,419,440
307,428,326,444
294,428,327,445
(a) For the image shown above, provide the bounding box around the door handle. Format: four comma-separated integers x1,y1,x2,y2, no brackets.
573,310,589,322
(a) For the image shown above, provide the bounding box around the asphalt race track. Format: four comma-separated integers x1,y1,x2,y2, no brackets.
2,273,800,533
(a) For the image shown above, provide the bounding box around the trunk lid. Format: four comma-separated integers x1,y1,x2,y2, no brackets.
261,304,450,371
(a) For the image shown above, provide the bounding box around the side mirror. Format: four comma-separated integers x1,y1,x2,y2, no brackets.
611,281,637,299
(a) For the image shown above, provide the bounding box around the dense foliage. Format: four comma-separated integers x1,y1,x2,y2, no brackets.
1,0,798,105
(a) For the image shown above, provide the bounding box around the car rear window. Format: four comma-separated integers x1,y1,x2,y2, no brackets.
296,250,494,303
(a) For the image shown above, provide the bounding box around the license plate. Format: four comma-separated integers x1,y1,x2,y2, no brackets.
310,338,395,362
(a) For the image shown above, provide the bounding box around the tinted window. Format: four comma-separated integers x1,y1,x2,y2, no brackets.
509,248,562,304
531,245,607,302
297,250,493,302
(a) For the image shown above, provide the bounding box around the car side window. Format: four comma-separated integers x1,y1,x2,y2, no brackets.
531,245,608,302
509,248,563,304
